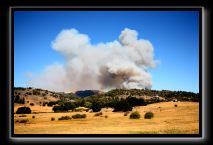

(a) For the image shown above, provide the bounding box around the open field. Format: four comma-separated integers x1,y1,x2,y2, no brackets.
14,102,199,134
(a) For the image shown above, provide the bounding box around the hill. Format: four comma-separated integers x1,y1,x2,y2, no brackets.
14,87,199,110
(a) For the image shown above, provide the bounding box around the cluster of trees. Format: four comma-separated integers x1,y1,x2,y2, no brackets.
51,95,146,113
105,89,199,102
33,90,40,96
52,102,77,112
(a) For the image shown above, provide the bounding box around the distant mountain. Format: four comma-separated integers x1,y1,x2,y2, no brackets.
75,90,100,98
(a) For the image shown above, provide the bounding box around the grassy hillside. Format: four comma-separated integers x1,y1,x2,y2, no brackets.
14,102,199,134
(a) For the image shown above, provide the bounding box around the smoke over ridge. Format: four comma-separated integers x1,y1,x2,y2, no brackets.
27,28,158,92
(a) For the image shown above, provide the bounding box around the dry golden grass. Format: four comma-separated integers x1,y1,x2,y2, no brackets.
14,102,199,134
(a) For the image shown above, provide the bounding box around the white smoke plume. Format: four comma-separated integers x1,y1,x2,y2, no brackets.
27,28,158,92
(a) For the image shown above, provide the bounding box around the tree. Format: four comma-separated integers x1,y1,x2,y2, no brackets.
113,99,132,112
90,101,102,112
16,107,31,114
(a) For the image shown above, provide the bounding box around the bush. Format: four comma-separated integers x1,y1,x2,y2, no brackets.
19,119,29,123
94,112,103,116
130,111,141,119
32,115,35,119
72,114,86,119
51,117,55,121
144,112,154,119
16,107,31,114
75,107,89,112
19,114,27,117
30,103,34,106
58,116,72,120
105,115,108,118
174,104,178,107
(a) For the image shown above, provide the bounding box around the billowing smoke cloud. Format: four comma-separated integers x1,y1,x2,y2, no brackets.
27,28,158,92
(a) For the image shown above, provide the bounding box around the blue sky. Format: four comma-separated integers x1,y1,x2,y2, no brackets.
14,11,199,93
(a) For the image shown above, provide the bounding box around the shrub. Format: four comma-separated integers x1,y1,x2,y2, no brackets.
72,114,86,119
19,119,29,123
19,114,27,117
58,116,72,120
144,112,154,119
32,115,35,119
75,107,89,112
105,115,108,118
30,103,34,106
130,111,141,119
94,112,103,116
174,104,178,107
51,117,55,121
16,107,31,114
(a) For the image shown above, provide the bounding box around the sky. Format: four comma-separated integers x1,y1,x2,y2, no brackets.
14,11,199,93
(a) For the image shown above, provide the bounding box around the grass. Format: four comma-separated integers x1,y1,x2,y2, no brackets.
14,102,199,134
129,131,159,134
